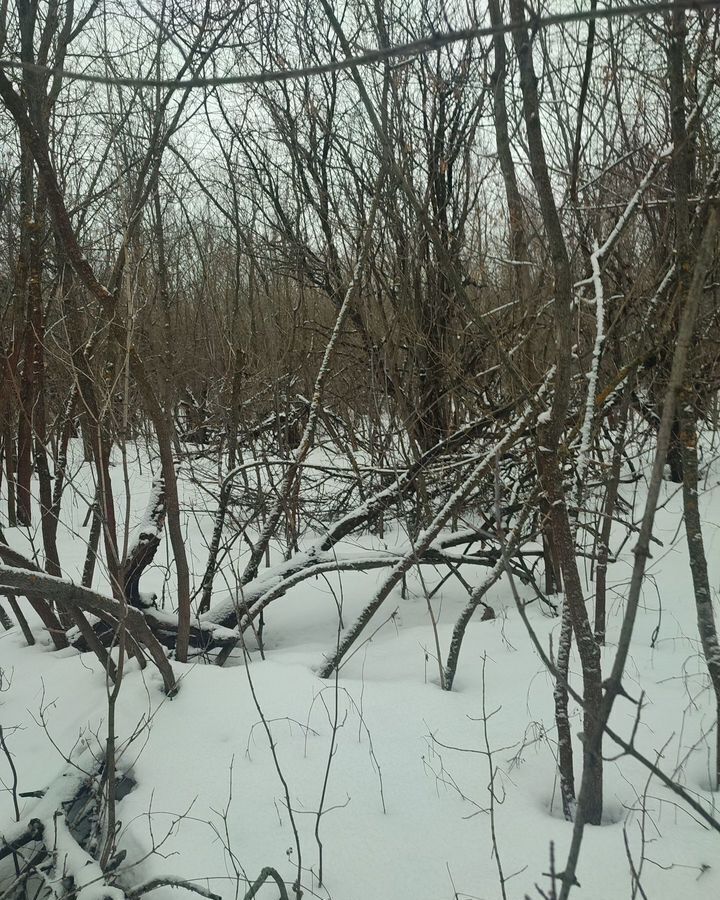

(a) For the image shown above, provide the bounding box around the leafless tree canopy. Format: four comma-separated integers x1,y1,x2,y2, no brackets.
1,1,720,897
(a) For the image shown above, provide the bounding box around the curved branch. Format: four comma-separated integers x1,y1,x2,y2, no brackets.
0,560,176,694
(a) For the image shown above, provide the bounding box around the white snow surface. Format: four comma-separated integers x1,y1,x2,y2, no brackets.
2,439,720,900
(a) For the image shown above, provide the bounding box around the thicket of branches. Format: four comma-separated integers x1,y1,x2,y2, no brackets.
1,1,720,898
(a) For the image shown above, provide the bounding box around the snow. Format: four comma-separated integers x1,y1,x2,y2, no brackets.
575,241,606,488
132,475,166,543
2,440,720,900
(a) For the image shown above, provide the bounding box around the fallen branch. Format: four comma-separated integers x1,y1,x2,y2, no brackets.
126,878,221,900
242,868,289,900
0,817,44,862
317,373,554,677
123,475,166,608
0,557,176,695
0,745,124,900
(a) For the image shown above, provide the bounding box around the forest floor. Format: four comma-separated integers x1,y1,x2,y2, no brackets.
2,439,720,900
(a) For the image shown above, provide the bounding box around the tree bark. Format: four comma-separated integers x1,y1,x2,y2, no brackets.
681,402,720,790
554,600,576,819
509,0,603,824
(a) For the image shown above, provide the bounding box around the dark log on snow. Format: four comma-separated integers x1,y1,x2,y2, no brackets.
0,747,263,900
0,817,44,861
123,475,166,608
0,750,123,899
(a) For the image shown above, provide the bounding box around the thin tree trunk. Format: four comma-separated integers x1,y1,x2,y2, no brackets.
664,2,692,485
538,452,604,826
155,417,191,662
47,387,77,548
595,384,633,642
7,595,35,646
444,495,535,691
2,408,17,526
554,600,575,819
509,0,603,824
681,403,720,790
198,473,233,615
558,204,720,900
14,147,34,527
28,193,61,578
82,495,102,589
488,0,531,300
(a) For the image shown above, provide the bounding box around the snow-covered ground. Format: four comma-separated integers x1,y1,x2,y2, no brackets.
2,440,720,900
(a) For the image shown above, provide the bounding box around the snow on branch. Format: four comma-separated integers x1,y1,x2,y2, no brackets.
201,403,523,632
573,144,676,487
0,559,176,694
0,742,124,900
126,878,220,900
317,370,555,678
576,241,606,487
123,475,166,609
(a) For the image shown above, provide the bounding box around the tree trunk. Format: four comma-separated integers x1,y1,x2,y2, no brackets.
488,0,532,300
509,0,604,823
1,405,17,526
155,416,191,662
538,451,604,825
595,383,633,642
554,600,576,819
681,403,720,790
14,147,35,527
